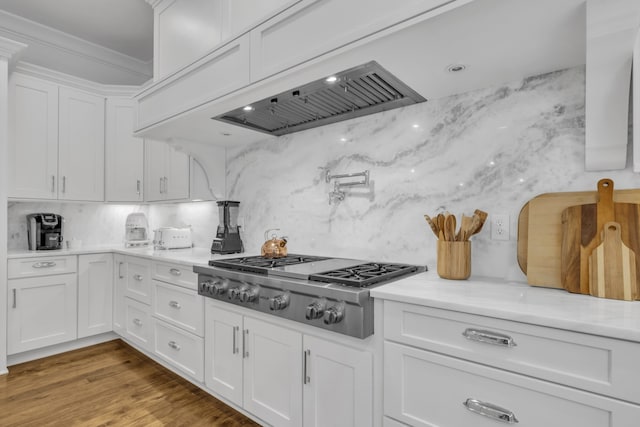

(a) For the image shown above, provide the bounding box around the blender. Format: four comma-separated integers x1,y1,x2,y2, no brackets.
211,201,244,254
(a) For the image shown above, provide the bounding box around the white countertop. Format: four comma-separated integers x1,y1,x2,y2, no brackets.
370,271,640,342
7,246,244,268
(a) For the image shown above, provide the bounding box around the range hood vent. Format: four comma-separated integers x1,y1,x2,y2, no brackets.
213,61,426,136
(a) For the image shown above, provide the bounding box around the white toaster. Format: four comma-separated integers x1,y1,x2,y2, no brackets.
153,227,193,249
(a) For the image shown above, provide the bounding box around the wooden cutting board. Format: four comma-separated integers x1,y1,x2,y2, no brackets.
517,187,640,288
589,221,638,301
561,179,640,294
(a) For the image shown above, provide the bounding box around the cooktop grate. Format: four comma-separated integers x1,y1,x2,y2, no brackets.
309,263,422,288
209,254,328,274
213,61,426,136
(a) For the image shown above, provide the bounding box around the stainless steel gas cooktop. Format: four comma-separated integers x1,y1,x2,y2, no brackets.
197,254,426,338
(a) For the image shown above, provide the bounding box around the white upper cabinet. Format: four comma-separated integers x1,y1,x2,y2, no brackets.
8,73,106,202
144,139,190,202
153,0,295,80
8,74,59,199
58,87,105,201
105,97,144,202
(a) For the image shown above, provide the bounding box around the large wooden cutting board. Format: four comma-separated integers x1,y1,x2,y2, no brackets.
517,188,640,288
561,179,640,294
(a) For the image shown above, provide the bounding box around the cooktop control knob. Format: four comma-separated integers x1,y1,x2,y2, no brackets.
323,304,345,325
239,287,258,303
210,278,229,296
228,288,241,300
199,280,213,294
305,300,326,320
269,293,290,311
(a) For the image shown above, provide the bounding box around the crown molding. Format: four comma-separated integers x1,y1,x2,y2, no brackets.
0,10,152,84
14,62,142,97
145,0,167,9
0,35,26,60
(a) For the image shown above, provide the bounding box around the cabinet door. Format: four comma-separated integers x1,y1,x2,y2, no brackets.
144,139,167,202
7,73,59,199
124,297,152,351
124,257,152,305
164,144,190,201
303,335,373,427
243,316,303,427
105,98,144,202
205,302,244,406
8,273,78,354
113,255,127,335
58,87,105,201
78,254,113,338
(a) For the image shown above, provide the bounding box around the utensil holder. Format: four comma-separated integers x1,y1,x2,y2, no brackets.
437,240,471,280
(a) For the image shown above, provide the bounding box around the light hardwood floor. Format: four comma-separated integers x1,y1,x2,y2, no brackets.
0,339,261,427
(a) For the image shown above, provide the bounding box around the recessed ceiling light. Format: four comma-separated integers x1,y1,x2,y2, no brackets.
243,105,254,111
446,64,467,73
325,76,338,83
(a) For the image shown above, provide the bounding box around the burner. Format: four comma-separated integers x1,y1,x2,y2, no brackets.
209,254,328,274
309,263,421,287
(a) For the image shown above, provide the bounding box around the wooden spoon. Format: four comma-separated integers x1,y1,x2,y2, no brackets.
423,214,439,238
458,214,473,241
445,214,456,242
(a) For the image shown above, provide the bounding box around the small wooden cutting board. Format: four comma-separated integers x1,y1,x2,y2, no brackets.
561,179,640,294
589,221,638,301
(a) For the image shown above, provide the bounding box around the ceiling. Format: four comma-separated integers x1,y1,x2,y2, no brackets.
0,0,153,84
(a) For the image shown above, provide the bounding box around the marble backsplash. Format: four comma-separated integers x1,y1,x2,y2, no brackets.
7,66,638,282
225,66,638,280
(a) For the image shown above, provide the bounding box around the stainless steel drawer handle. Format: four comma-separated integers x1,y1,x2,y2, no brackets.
12,289,16,309
168,341,181,351
463,398,519,424
133,274,144,281
168,300,181,309
462,328,517,348
133,318,143,326
303,349,311,384
169,268,182,276
33,261,56,268
232,326,239,354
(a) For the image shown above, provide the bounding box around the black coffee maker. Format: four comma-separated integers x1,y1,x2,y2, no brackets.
211,201,244,254
27,213,64,250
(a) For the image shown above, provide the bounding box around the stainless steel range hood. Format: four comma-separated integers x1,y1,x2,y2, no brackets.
212,61,426,136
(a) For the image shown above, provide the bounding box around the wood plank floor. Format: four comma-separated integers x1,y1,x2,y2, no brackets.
0,340,261,427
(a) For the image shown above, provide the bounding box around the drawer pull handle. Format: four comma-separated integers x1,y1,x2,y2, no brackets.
462,328,517,348
12,289,16,308
168,300,181,309
303,349,311,384
169,268,182,276
33,261,56,268
232,326,239,354
134,274,144,281
168,341,181,351
133,318,143,326
463,398,519,424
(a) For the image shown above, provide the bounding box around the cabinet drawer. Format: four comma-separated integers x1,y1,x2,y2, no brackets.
124,258,152,304
125,297,152,351
8,256,77,279
152,280,204,336
152,261,198,290
384,301,640,403
154,319,204,382
384,342,640,427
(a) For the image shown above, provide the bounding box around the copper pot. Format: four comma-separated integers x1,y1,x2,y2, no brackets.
261,229,288,258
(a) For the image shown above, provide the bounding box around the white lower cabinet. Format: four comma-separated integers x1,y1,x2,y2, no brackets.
206,302,302,427
153,319,204,381
124,297,153,351
382,301,640,427
303,334,373,427
205,299,374,427
7,272,78,354
78,254,113,338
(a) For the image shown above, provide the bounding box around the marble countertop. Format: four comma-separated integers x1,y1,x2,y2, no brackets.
370,271,640,342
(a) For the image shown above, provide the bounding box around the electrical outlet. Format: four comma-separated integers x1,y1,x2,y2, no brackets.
491,214,510,240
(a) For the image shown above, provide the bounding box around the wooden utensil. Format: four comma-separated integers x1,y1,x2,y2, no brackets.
444,214,456,241
561,179,640,294
457,214,473,241
424,215,439,238
519,187,640,288
589,222,638,301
